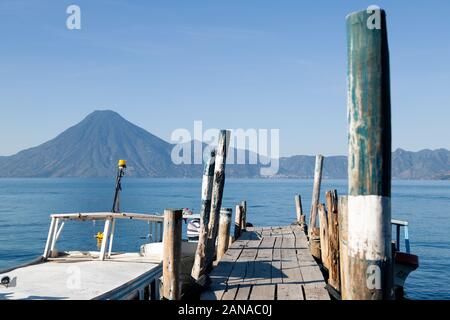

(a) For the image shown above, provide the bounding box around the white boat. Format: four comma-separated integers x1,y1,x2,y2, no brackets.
0,160,200,300
0,212,198,300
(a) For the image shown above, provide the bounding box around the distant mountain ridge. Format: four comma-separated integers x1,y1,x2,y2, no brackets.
0,110,448,180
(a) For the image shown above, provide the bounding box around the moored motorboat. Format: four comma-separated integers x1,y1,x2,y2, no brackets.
392,219,419,299
0,160,199,300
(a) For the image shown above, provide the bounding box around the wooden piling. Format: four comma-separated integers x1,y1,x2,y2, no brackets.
162,209,182,300
309,155,324,236
241,200,247,231
192,151,216,280
234,204,243,240
338,196,348,298
310,229,321,260
326,190,340,292
295,194,303,219
309,155,324,259
206,130,231,268
294,194,305,225
318,204,329,269
217,208,232,261
346,8,393,300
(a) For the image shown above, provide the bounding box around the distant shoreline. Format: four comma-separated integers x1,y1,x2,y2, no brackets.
0,176,448,181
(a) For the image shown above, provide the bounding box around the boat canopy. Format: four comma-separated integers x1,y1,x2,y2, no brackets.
43,212,200,261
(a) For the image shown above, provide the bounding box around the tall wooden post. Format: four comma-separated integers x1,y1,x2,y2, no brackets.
234,204,243,240
206,130,231,268
318,204,329,268
309,155,324,236
294,194,302,222
309,155,323,258
241,200,247,231
217,208,232,261
326,190,340,291
346,8,393,300
192,151,216,280
163,209,182,300
295,194,306,230
338,196,348,297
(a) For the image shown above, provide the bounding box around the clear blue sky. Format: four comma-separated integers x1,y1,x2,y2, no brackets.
0,0,449,157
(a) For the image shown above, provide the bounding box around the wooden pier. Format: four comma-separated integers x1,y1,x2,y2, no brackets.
201,225,330,300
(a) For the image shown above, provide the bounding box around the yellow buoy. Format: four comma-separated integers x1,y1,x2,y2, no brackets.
118,159,127,168
95,232,104,241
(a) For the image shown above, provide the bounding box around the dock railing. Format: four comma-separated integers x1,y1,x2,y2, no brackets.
391,219,410,253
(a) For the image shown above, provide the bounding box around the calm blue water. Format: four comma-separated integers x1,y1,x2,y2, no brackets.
0,178,449,300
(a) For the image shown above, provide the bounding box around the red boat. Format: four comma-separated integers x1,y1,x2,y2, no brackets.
392,219,419,299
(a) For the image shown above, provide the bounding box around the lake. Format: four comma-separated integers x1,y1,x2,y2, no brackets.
0,178,449,300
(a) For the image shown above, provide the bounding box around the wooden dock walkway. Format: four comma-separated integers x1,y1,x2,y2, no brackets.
201,225,330,300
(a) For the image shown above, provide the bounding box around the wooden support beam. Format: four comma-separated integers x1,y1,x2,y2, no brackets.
217,208,232,261
310,228,321,260
309,155,324,239
192,151,216,280
294,194,303,222
326,190,340,292
206,130,231,268
234,204,243,240
295,194,306,231
318,204,329,269
346,8,393,300
309,155,324,260
338,196,348,298
241,200,247,231
163,209,182,300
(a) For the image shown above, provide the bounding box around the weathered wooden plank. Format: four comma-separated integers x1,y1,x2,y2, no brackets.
277,283,304,300
234,233,274,300
201,238,250,300
303,285,330,300
261,227,272,238
203,225,330,301
254,237,275,285
225,238,262,300
249,284,276,300
291,224,330,300
270,226,283,238
281,232,304,284
271,236,283,284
